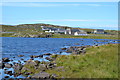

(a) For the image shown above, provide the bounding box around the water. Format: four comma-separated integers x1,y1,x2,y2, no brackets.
0,37,119,79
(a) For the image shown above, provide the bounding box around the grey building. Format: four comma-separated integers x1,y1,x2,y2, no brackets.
94,29,104,34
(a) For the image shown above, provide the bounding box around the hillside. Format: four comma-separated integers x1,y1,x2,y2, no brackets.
0,23,119,39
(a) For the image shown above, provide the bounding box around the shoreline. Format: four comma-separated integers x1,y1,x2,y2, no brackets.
1,36,119,40
1,43,118,79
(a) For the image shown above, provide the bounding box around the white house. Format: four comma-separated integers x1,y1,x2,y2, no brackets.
41,26,87,35
94,29,104,34
65,28,72,35
74,30,88,36
41,26,66,34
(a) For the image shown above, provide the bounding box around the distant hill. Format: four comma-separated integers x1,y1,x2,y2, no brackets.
0,23,119,38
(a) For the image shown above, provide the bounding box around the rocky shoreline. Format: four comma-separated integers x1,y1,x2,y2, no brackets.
1,44,93,79
1,39,118,79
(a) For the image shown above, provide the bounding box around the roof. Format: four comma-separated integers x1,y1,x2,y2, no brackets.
95,29,104,32
71,29,80,32
75,31,87,34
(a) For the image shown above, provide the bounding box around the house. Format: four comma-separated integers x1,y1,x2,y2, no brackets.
71,29,80,35
41,26,66,34
41,26,87,35
94,29,104,34
74,30,88,36
72,29,87,36
41,26,49,31
56,28,66,34
65,28,87,35
65,28,72,34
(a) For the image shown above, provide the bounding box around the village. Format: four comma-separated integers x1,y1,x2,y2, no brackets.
1,24,118,39
41,26,105,36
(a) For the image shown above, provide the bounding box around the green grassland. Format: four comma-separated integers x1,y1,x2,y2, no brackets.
51,34,118,39
46,44,118,78
0,25,49,37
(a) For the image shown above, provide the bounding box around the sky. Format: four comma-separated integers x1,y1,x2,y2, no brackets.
1,2,118,30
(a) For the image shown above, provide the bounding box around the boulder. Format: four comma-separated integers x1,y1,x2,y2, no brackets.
39,55,43,58
2,58,10,62
38,64,47,71
4,76,9,78
51,74,58,78
18,55,24,57
72,51,79,54
80,50,86,54
30,55,39,58
21,67,30,73
5,63,13,68
21,58,24,60
72,49,86,54
50,54,58,59
65,49,73,53
61,48,67,50
4,71,13,76
31,72,50,78
47,63,56,69
65,46,76,53
45,57,54,61
0,62,5,69
25,60,38,66
80,46,86,50
43,53,52,56
13,63,23,71
24,72,31,75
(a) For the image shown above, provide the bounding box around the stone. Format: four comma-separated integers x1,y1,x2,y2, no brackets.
31,72,50,78
25,60,38,66
72,51,79,54
50,54,58,59
43,53,52,55
13,63,23,71
38,64,47,71
18,55,24,57
24,72,30,75
47,63,56,69
5,63,13,68
21,58,24,60
0,62,5,69
21,67,30,72
4,71,13,76
51,74,58,78
30,55,39,58
45,57,54,61
4,76,9,78
2,58,10,62
61,48,67,50
39,55,43,58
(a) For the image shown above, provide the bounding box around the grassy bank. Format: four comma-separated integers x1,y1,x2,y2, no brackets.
51,34,118,40
1,33,118,40
46,44,118,78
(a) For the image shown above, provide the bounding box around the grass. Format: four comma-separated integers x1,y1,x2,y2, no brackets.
52,34,119,40
0,25,49,37
46,44,118,78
